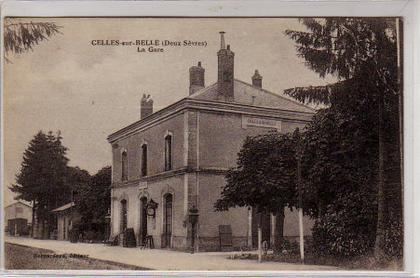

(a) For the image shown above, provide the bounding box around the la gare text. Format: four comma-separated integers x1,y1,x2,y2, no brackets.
91,39,207,53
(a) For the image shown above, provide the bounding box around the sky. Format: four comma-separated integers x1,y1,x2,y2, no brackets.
3,17,336,206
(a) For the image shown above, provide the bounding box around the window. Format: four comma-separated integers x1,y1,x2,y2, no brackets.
163,194,173,247
121,150,128,181
120,199,127,232
164,135,173,171
141,144,148,177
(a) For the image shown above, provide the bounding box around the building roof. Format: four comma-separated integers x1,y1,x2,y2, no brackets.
189,79,315,114
52,202,75,213
107,81,315,143
5,200,33,209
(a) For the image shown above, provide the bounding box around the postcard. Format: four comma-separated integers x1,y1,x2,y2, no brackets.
2,7,414,274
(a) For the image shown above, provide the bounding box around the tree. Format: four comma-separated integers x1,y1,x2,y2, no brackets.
215,131,299,248
10,131,71,238
4,19,61,61
75,166,111,240
285,18,402,258
67,166,91,199
300,105,380,257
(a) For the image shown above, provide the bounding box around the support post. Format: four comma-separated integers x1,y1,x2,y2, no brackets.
257,212,262,263
298,208,304,263
247,207,253,249
296,128,305,264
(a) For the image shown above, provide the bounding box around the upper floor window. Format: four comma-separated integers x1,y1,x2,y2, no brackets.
165,134,173,171
121,150,128,181
141,144,148,177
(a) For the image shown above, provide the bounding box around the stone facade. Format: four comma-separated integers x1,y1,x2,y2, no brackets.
107,32,315,251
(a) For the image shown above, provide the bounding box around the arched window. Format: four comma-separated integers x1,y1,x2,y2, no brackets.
121,150,128,181
120,199,127,232
141,144,148,177
164,135,173,171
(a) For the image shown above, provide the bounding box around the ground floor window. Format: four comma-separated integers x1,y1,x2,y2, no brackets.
163,194,173,248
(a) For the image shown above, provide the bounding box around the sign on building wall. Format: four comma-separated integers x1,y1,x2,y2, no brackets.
241,116,281,131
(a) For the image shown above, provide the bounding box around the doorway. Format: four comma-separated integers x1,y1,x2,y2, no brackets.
163,194,173,248
120,199,127,232
139,197,148,245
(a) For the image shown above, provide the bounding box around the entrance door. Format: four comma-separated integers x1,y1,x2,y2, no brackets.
140,197,148,245
163,194,173,248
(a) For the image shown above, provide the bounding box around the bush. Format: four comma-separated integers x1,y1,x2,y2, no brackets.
84,230,96,241
276,239,299,255
68,228,79,243
312,192,377,257
383,218,403,259
20,225,31,236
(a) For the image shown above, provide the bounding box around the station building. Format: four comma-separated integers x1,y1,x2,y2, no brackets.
107,32,315,251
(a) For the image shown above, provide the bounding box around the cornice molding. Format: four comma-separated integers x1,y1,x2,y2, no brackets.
107,98,314,143
111,166,229,189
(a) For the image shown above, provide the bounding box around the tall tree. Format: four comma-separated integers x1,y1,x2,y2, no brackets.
285,18,402,258
10,131,71,238
215,131,299,248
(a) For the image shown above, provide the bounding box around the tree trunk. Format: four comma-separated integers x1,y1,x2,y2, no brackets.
374,90,386,259
274,207,285,252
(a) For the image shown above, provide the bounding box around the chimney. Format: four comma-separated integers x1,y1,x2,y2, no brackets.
252,70,262,88
217,31,234,101
189,61,205,95
140,94,153,119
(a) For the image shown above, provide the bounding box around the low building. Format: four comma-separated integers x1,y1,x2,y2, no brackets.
52,202,81,241
107,32,315,251
4,201,33,236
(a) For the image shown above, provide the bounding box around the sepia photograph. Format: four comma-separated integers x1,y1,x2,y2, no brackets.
3,16,404,272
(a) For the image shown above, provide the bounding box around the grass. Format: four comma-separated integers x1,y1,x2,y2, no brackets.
5,242,151,270
229,251,403,270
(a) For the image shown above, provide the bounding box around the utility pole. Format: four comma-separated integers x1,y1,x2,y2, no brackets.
296,128,305,264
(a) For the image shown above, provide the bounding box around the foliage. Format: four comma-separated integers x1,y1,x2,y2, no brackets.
10,131,71,235
311,191,377,257
4,20,61,59
75,166,111,227
68,228,79,243
382,218,403,258
285,18,398,83
277,239,300,255
285,18,402,258
67,166,91,200
300,103,379,219
214,131,298,214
